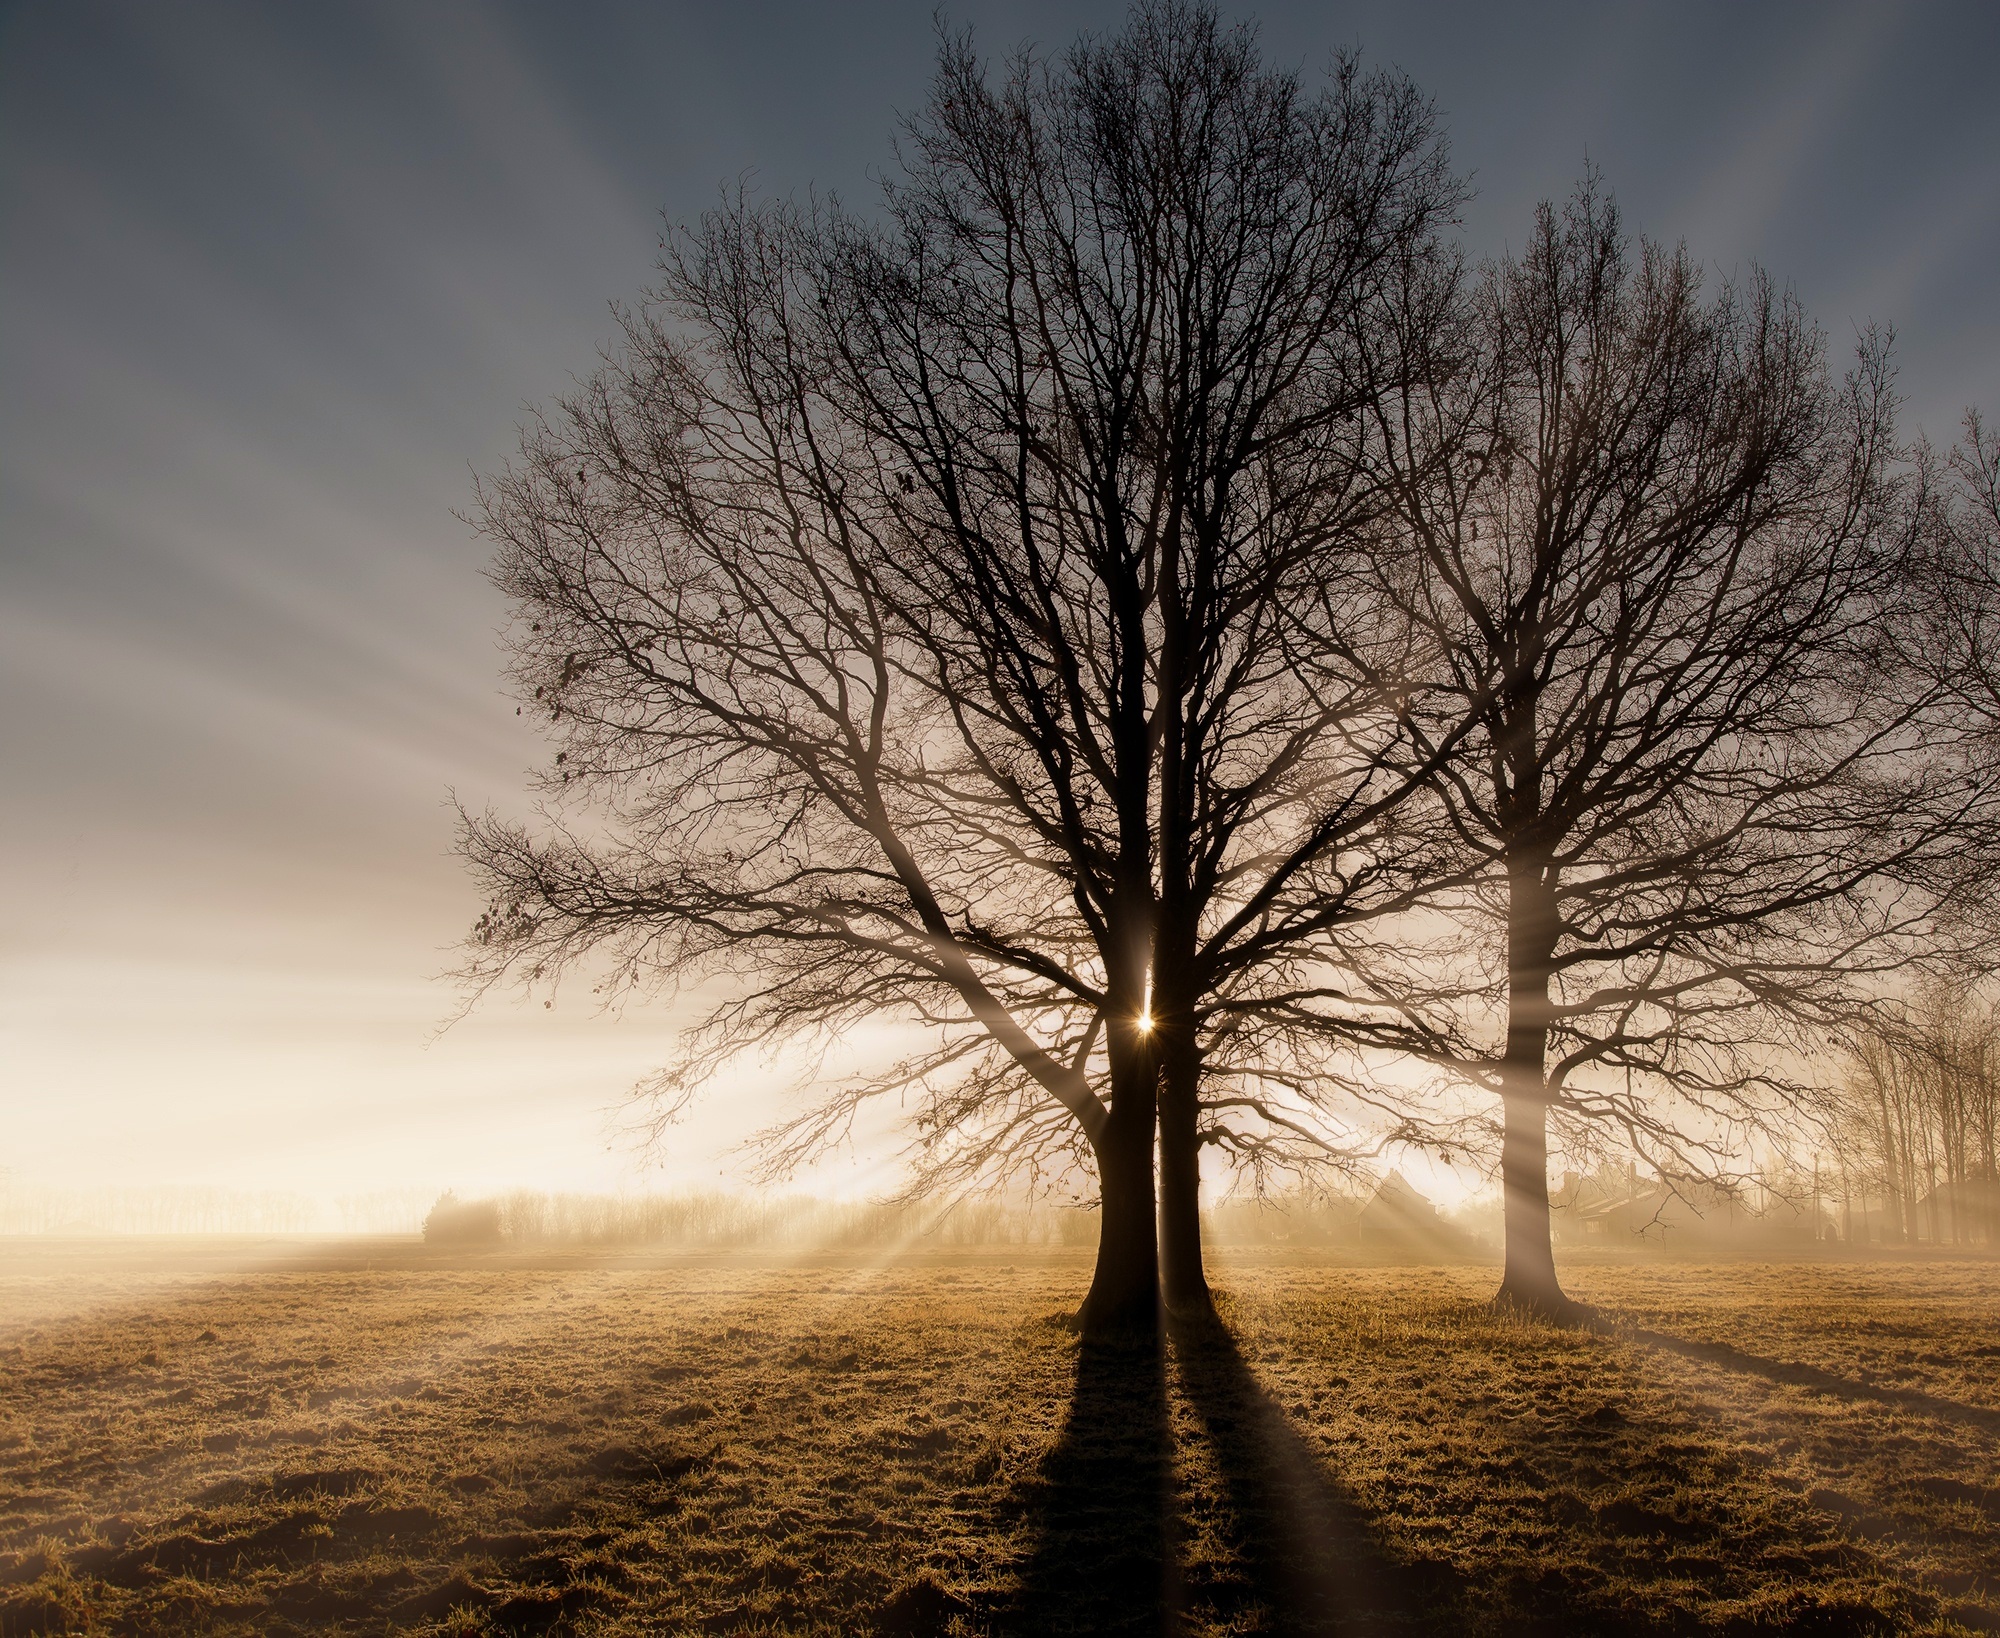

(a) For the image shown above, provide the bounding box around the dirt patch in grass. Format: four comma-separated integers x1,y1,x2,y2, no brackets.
0,1243,1994,1634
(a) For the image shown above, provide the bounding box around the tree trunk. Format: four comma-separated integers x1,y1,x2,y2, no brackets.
1077,1041,1162,1339
1496,849,1570,1315
1498,1071,1566,1312
1982,1062,1997,1247
1879,1092,1905,1243
1156,1032,1212,1317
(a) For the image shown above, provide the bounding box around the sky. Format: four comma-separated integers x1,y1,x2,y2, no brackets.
2,0,1997,1212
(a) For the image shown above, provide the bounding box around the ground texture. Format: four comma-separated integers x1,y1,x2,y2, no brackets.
1,1243,1995,1635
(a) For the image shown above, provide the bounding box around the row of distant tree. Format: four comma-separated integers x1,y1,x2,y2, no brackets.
422,1188,1102,1249
5,1169,1965,1251
1830,987,2000,1247
456,3,2000,1331
0,1185,434,1236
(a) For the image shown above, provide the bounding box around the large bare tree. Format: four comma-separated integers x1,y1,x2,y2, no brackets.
1358,183,1973,1313
459,4,1460,1333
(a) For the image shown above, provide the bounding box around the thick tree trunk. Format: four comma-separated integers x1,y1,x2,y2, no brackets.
1156,1034,1212,1317
1077,1042,1162,1339
1496,849,1571,1316
1497,1071,1565,1312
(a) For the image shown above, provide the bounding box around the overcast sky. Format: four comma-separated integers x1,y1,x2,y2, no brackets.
3,0,1996,1209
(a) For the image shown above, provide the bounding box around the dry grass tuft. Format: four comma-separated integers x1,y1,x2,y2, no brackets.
1,1243,1994,1634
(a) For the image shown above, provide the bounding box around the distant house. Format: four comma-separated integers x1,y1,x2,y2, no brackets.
1911,1178,2000,1246
1550,1164,1635,1232
1580,1180,1739,1245
1356,1172,1473,1257
1823,1179,1996,1246
1551,1166,1829,1250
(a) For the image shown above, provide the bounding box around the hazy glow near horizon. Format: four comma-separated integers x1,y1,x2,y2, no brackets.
2,0,1995,1207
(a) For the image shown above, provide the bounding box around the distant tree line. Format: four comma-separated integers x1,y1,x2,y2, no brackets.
0,1185,322,1236
430,1189,1101,1250
460,2,2000,1332
1828,986,2000,1247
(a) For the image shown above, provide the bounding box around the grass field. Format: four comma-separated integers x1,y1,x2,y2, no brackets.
2,1242,1996,1635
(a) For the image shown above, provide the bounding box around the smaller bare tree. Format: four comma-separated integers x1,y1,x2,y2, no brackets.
1353,180,1976,1313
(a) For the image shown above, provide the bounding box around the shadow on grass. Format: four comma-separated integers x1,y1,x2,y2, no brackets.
1168,1313,1448,1636
1597,1317,2000,1436
1004,1333,1178,1636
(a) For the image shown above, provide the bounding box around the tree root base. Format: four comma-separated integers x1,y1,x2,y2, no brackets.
1493,1283,1590,1326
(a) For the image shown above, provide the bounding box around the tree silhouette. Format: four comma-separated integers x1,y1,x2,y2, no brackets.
1359,182,1978,1312
458,4,1461,1333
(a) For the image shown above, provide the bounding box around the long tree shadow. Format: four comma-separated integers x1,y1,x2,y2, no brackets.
1168,1313,1450,1636
1593,1316,2000,1437
1004,1332,1179,1636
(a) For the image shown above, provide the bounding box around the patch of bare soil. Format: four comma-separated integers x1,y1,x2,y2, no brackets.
0,1243,1993,1635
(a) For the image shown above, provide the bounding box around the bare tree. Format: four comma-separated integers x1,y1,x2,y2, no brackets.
458,4,1460,1333
1357,181,1969,1313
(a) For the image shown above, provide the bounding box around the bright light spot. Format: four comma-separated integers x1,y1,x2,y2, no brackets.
1136,1010,1152,1034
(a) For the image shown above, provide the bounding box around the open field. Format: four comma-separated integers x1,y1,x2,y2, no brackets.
2,1243,1996,1636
